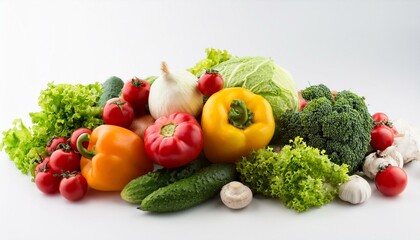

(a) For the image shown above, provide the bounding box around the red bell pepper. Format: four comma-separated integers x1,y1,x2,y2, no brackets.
143,112,204,168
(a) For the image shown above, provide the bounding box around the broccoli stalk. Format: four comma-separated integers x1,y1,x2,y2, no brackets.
278,84,373,174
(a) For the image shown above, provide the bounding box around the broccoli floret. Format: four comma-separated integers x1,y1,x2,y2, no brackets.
278,84,373,173
301,84,333,101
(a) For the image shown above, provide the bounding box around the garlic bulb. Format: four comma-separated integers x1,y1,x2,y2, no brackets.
339,175,371,204
220,181,253,209
148,62,203,119
392,118,420,164
363,146,404,180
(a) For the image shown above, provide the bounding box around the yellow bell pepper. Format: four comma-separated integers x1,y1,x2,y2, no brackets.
77,125,154,191
201,87,275,163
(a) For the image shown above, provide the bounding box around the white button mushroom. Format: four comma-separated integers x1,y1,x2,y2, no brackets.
220,181,253,210
338,175,371,204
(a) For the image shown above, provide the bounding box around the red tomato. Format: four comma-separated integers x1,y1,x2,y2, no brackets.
46,136,67,155
375,165,407,196
300,100,308,111
69,128,92,151
390,126,399,136
370,125,394,151
59,173,88,201
372,112,398,136
122,77,150,116
197,69,224,97
35,157,51,176
49,147,81,174
372,112,389,123
143,112,204,168
102,97,135,128
35,170,62,194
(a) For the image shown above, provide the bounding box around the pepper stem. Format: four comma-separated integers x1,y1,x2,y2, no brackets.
160,123,176,137
228,99,254,129
76,133,95,159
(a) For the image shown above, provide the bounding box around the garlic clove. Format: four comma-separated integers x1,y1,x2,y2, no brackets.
363,146,404,180
339,175,371,204
378,146,404,168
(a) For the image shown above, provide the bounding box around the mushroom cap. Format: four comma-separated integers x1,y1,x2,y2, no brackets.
220,181,253,209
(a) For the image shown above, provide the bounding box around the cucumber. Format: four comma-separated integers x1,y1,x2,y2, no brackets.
139,163,237,213
98,76,124,108
121,157,211,204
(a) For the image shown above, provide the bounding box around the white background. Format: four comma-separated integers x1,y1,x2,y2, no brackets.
1,0,420,239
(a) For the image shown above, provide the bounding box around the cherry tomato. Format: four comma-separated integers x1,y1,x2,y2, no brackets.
46,136,67,155
59,173,88,201
35,170,62,194
35,157,51,176
69,128,92,151
372,112,389,123
102,97,135,128
372,112,398,136
390,127,399,136
300,100,308,111
375,165,407,196
49,147,81,174
122,77,150,116
197,69,224,97
370,125,394,151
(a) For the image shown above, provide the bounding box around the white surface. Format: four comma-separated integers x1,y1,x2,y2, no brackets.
1,0,420,239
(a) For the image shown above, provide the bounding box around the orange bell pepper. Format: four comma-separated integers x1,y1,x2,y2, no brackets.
77,125,153,191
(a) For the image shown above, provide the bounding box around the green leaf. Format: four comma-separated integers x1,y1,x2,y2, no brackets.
188,48,232,76
237,137,349,212
1,82,103,176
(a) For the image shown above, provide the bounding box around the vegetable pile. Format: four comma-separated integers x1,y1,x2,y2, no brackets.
1,48,419,212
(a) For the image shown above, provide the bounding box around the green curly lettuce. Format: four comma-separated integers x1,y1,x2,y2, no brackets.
0,119,45,175
1,82,103,176
237,137,349,212
188,48,232,76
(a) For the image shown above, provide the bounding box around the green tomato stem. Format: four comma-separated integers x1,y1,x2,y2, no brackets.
57,142,72,151
205,69,219,74
228,99,253,129
110,99,127,111
131,77,144,88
